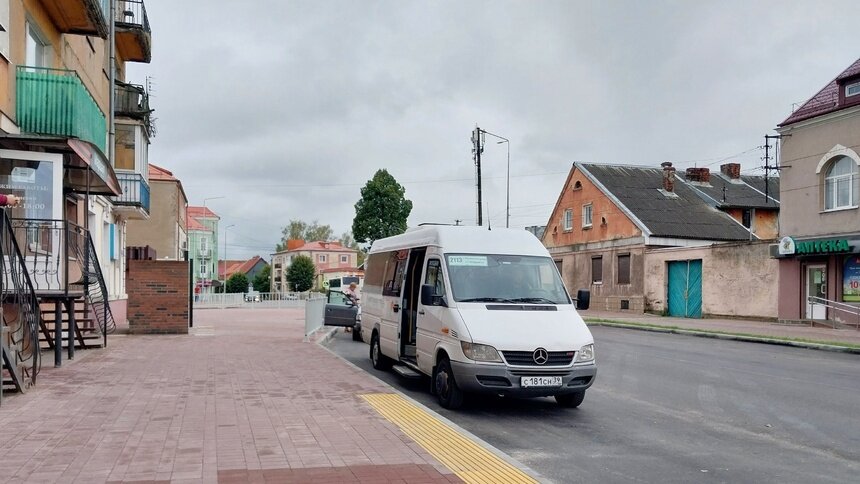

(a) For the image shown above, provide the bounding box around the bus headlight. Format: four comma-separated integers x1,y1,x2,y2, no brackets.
461,341,502,362
575,344,595,363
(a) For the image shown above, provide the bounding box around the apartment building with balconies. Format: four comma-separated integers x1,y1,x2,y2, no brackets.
0,0,154,374
126,164,188,260
187,206,220,293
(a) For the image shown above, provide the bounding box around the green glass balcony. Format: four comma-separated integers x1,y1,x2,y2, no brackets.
16,66,107,153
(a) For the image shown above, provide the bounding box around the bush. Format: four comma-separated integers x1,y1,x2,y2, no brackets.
226,273,249,293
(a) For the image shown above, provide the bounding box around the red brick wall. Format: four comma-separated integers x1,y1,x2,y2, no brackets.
127,260,190,334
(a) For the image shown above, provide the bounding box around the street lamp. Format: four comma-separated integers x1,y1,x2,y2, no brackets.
479,129,510,228
223,224,235,288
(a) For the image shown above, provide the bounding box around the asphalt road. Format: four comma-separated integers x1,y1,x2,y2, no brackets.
325,326,860,484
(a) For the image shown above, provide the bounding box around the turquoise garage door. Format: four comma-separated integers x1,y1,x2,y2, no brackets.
667,260,703,318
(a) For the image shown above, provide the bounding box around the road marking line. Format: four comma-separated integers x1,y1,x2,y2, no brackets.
361,393,538,484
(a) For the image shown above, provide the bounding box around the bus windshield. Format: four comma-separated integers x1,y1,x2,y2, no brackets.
445,254,571,304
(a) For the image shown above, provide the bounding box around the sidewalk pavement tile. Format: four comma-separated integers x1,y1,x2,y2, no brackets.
1,308,461,483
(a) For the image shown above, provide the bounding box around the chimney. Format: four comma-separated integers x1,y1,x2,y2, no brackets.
661,162,676,192
286,239,305,251
720,163,741,180
685,167,710,183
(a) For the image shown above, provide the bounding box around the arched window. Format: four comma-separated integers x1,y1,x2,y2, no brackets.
573,180,582,190
824,156,859,210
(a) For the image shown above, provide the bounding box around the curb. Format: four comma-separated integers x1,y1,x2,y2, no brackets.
317,333,552,484
586,320,860,355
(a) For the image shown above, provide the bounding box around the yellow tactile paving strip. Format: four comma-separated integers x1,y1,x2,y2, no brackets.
361,393,539,484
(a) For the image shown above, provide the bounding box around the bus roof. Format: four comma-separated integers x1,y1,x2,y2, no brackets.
369,226,548,257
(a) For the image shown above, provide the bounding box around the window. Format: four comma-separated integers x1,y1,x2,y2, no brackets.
617,254,631,284
591,256,603,284
115,124,136,171
200,237,208,251
583,204,593,228
364,252,388,290
742,209,752,228
383,251,408,296
340,254,349,264
25,21,50,68
424,259,446,298
846,81,860,97
824,156,859,210
573,180,582,190
318,254,327,263
0,0,10,60
199,260,208,277
562,209,573,231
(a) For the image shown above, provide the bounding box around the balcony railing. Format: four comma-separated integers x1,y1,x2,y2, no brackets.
199,248,211,258
16,66,106,153
116,0,151,32
112,172,150,213
115,82,150,117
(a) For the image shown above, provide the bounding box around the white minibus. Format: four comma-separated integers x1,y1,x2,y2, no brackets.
333,225,596,409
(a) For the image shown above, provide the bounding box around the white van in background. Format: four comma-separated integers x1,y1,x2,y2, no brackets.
345,225,596,409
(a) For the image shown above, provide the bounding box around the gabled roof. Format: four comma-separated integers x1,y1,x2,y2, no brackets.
779,57,860,126
578,163,753,241
293,241,356,253
679,172,780,209
187,206,219,219
149,163,177,181
219,256,267,279
187,216,209,232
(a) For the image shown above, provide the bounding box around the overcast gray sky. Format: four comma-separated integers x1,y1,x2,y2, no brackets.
129,0,860,261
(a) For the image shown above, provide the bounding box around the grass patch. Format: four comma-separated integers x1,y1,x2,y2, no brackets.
584,318,860,351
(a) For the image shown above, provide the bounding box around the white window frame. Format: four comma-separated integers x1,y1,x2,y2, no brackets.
846,81,860,98
199,259,208,277
318,254,327,263
562,209,573,231
824,157,859,211
0,0,10,61
582,204,593,228
25,21,50,68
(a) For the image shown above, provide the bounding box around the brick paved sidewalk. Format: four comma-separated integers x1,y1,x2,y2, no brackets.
0,308,461,483
580,309,860,346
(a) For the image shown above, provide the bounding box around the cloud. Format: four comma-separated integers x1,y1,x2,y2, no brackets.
129,0,860,259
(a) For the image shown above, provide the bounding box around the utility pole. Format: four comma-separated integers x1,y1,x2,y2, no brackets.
471,126,484,226
762,134,784,203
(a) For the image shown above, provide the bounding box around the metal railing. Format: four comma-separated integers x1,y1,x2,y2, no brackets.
113,172,151,213
1,211,43,390
115,0,151,32
114,81,150,118
194,291,323,309
16,66,107,152
807,296,860,329
82,231,117,336
9,219,88,296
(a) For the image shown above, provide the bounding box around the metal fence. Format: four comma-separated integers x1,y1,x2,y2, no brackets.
304,294,327,341
193,291,324,309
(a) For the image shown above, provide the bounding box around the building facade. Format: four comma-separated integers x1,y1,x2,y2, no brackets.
127,164,188,260
774,57,860,323
543,162,773,318
271,240,360,292
187,206,219,293
0,0,153,332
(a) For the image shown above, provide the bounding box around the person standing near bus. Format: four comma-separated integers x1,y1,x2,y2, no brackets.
343,282,360,333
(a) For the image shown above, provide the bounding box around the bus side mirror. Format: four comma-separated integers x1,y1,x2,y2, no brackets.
421,284,445,306
575,289,590,310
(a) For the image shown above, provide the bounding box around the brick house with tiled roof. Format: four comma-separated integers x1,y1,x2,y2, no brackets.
219,255,268,282
774,57,860,323
543,162,779,319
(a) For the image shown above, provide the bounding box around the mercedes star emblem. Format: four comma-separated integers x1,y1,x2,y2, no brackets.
533,348,549,365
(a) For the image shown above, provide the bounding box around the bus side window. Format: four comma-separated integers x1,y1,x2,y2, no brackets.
425,259,446,297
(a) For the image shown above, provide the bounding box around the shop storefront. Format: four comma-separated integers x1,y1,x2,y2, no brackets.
774,235,860,322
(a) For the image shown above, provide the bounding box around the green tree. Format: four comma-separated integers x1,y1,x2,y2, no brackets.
252,264,271,292
275,219,334,251
226,273,249,293
286,255,315,292
352,169,413,245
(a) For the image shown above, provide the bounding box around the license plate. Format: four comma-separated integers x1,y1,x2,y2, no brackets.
520,376,563,388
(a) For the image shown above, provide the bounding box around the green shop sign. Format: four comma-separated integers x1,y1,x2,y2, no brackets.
779,236,852,256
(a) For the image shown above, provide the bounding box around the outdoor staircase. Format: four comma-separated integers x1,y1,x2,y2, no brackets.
79,231,117,336
1,212,43,399
38,301,103,350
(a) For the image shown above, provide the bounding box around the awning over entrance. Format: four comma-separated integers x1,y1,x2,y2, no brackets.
0,134,121,196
